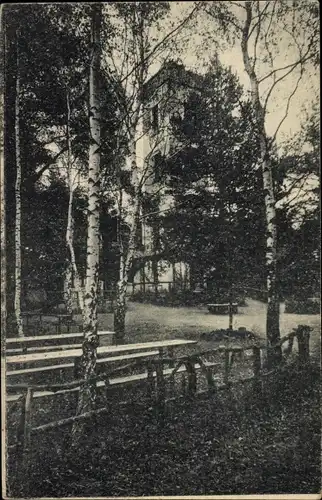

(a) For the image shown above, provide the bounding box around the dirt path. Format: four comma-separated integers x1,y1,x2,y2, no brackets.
94,299,320,356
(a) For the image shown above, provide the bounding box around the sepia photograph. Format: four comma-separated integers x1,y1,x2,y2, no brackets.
1,1,320,498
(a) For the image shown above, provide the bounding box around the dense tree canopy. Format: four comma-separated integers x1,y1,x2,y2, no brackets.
157,59,265,298
3,4,120,305
3,2,319,311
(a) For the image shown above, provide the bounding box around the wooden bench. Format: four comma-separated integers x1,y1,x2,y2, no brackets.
6,339,198,395
6,339,197,368
7,359,218,403
21,312,78,334
207,303,238,314
6,331,115,355
38,313,78,334
6,350,161,385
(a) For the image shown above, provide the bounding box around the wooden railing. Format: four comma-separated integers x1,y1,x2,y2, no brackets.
6,325,313,492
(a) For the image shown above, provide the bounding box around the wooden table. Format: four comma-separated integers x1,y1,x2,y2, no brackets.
21,312,74,334
6,339,198,401
6,331,115,354
43,313,74,333
6,339,197,366
207,303,238,314
21,311,43,328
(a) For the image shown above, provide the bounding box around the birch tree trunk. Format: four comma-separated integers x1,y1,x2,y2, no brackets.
71,4,102,442
65,90,84,313
64,261,73,315
14,32,23,337
114,253,127,344
114,134,141,344
1,12,7,362
242,3,281,367
114,216,139,343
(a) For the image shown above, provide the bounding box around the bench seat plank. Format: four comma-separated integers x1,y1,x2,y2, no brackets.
6,350,160,378
207,303,238,307
6,331,114,345
6,339,197,365
6,343,83,355
7,361,219,402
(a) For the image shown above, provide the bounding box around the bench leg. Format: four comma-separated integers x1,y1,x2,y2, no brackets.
155,361,165,426
146,362,155,407
168,347,175,395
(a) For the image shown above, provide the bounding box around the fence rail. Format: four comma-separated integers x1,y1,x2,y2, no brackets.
7,324,313,491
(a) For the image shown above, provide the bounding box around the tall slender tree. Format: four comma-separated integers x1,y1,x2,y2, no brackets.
14,30,23,336
240,3,281,365
103,2,201,343
204,0,319,366
72,3,102,440
1,4,7,359
65,89,84,313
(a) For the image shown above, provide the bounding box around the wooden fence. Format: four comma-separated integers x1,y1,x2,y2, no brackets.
6,325,312,494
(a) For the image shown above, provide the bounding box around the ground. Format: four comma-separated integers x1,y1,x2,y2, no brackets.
26,361,321,497
90,298,320,357
8,299,321,497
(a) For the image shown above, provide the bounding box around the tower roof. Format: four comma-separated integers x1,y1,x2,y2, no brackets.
143,61,203,101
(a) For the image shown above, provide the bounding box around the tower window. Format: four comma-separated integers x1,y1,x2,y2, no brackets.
151,104,159,132
152,152,163,183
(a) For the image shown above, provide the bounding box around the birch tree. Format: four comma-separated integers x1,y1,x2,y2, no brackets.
65,89,84,313
104,2,201,343
72,3,102,440
1,6,6,358
205,0,319,366
14,30,24,337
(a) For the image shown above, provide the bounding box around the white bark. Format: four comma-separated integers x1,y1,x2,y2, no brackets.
72,5,102,439
65,90,84,313
114,127,141,343
14,33,23,337
111,5,200,342
1,10,6,360
63,262,73,315
242,2,281,365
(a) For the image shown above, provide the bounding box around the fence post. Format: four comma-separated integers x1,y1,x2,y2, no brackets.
224,349,231,387
16,388,33,496
155,359,165,424
146,361,155,405
206,367,215,393
23,387,33,458
168,347,175,395
181,372,186,395
186,359,197,397
297,325,311,366
252,346,262,397
284,334,294,358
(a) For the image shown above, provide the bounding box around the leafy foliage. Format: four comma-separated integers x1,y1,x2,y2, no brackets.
9,362,320,496
276,104,320,299
3,4,122,308
159,59,265,295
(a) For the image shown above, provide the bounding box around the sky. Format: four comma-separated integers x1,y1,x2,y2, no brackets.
43,0,319,209
148,1,319,149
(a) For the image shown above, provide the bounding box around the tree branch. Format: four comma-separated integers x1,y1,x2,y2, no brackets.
26,147,68,186
119,2,202,86
269,69,303,146
263,60,304,114
259,44,312,85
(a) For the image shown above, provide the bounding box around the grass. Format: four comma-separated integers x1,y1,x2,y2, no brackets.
13,363,320,497
92,299,321,358
6,299,321,497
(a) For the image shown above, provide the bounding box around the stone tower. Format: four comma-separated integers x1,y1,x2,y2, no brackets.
132,61,202,293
